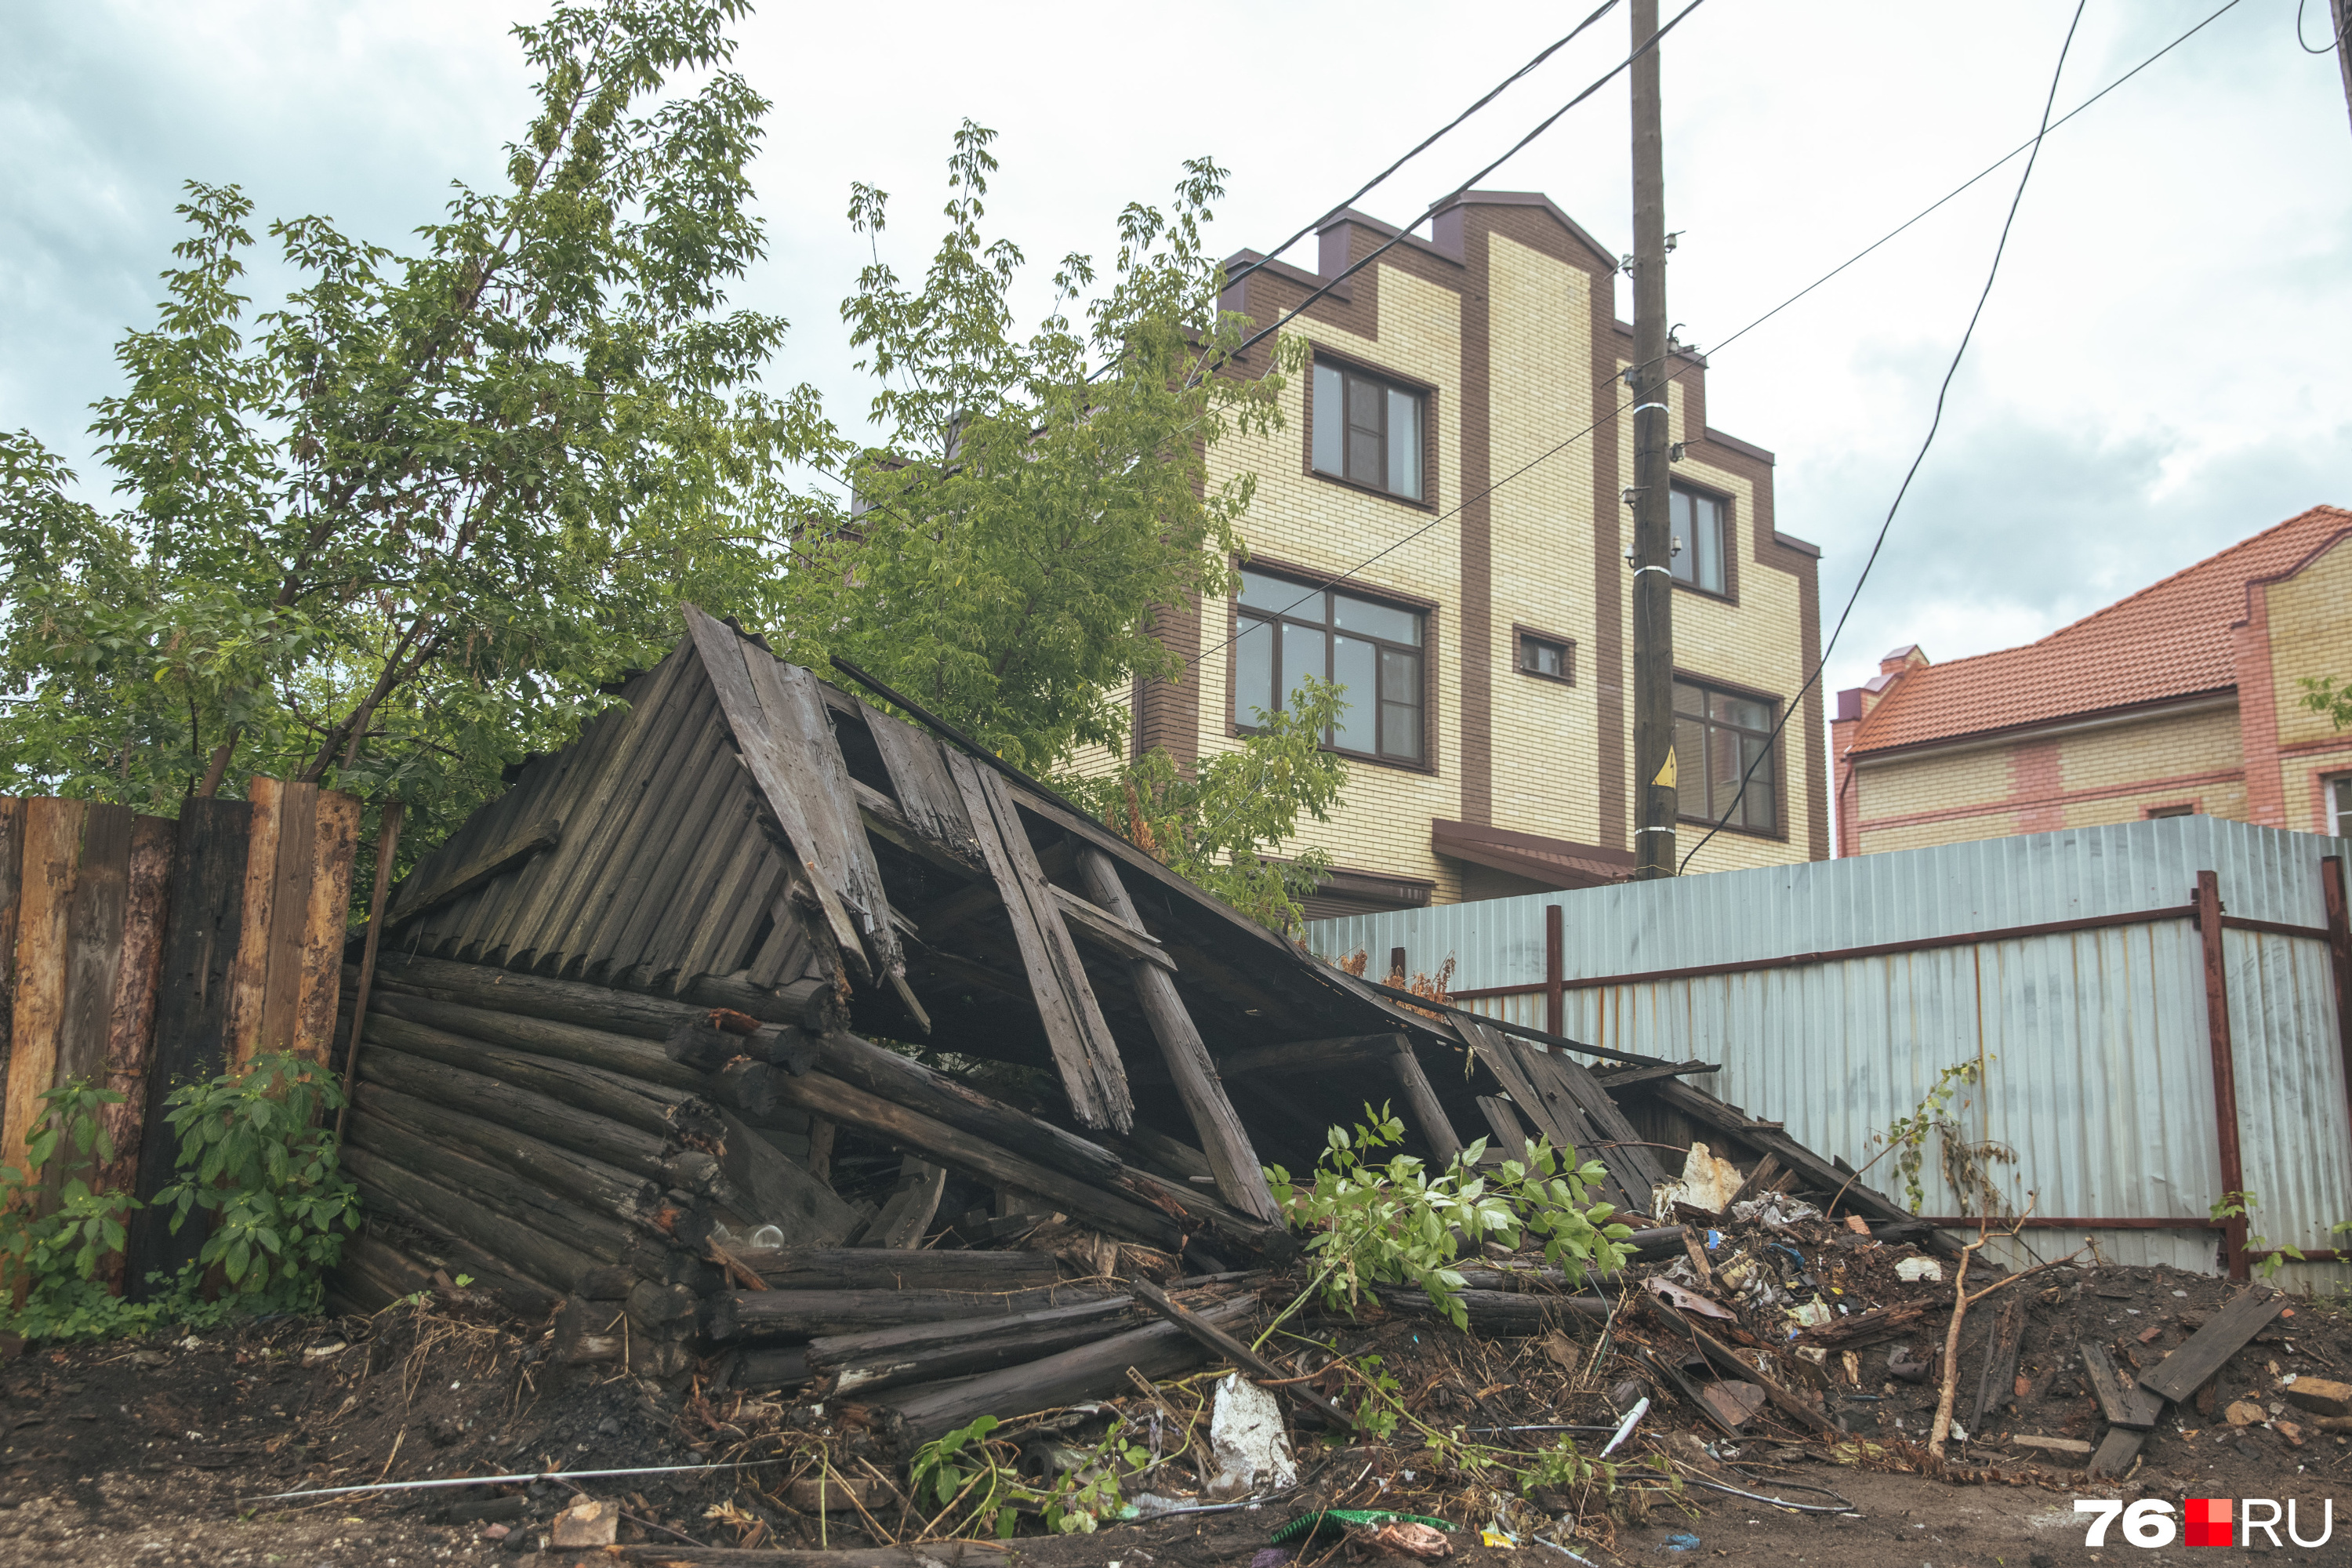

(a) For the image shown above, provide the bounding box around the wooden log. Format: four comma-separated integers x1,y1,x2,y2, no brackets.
366,985,702,1089
336,799,401,1143
1116,1123,1214,1183
372,949,707,1041
807,1297,1141,1396
714,1108,859,1246
345,1107,643,1263
124,797,249,1297
807,1028,1287,1259
333,1224,563,1319
1046,882,1176,971
341,1145,604,1298
357,1008,713,1138
55,802,134,1091
729,1345,813,1391
768,1066,1183,1250
708,1283,1122,1342
723,1248,1062,1293
2079,1341,2158,1432
354,1079,666,1223
3,798,84,1184
1075,845,1275,1221
1368,1287,1609,1334
1972,1298,2026,1432
96,813,174,1206
220,776,282,1067
0,799,22,1131
1219,1032,1414,1079
291,789,361,1062
355,1043,677,1181
858,1156,946,1250
1130,1276,1355,1429
946,750,1131,1132
253,779,325,1065
867,1294,1259,1448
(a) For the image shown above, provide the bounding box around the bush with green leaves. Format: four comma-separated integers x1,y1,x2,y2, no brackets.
909,1414,1155,1538
155,1053,360,1310
1263,1104,1635,1331
0,1081,155,1341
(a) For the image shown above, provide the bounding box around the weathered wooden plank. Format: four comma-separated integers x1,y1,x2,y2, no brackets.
2086,1425,2146,1479
1221,1033,1412,1079
289,789,360,1062
604,704,737,978
565,677,720,971
1537,1047,1670,1195
1388,1035,1464,1164
857,1156,946,1250
124,797,250,1297
0,799,23,1112
2139,1286,2285,1404
390,816,560,927
1047,882,1176,971
96,814,175,1203
252,779,320,1065
1477,1094,1530,1149
55,801,135,1090
946,751,1130,1131
1075,844,1272,1218
715,1107,861,1246
2078,1341,2158,1432
742,650,905,985
2,797,84,1181
684,607,867,975
809,1297,1138,1396
709,1283,1123,1341
220,776,282,1063
857,700,981,864
725,1247,1062,1293
1130,1275,1356,1429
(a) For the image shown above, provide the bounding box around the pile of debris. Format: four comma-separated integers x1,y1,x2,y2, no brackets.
307,608,2343,1555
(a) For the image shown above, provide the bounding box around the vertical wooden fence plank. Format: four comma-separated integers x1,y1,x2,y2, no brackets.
0,798,24,1106
2194,870,2249,1281
222,777,282,1067
291,789,361,1062
252,780,320,1065
56,802,136,1090
98,815,176,1194
2,799,86,1182
124,797,250,1298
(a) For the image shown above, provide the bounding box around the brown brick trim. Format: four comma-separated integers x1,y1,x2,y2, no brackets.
1458,215,1494,829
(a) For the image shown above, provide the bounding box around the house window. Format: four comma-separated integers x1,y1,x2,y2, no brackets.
1673,678,1777,833
2330,776,2352,837
2145,803,2196,819
1670,486,1727,595
1517,630,1573,684
1232,568,1423,763
1312,361,1424,501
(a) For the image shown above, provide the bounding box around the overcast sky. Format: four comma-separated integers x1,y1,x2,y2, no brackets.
4,0,2347,707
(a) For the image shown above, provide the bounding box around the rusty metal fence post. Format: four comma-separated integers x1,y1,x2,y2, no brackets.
2194,870,2249,1280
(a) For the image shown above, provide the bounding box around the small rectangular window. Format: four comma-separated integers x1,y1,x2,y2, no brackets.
1311,359,1425,501
2330,777,2352,837
1672,676,1778,833
1517,631,1573,684
1671,486,1727,595
1233,568,1425,764
2145,803,2195,819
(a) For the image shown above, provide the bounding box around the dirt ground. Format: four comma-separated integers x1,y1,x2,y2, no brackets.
2,1250,2346,1568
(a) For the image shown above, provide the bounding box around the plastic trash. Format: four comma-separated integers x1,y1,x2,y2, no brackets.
1660,1530,1703,1553
747,1224,786,1248
1205,1373,1298,1500
1269,1510,1457,1547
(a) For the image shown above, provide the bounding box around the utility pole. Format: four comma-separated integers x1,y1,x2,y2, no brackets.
2333,0,2352,144
1628,0,1676,878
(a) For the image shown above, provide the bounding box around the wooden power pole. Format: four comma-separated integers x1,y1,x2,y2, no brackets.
1628,0,1677,878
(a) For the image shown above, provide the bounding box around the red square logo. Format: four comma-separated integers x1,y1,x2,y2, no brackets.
2185,1497,2232,1548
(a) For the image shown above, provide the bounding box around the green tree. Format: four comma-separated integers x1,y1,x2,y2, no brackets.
2301,674,2352,733
0,0,817,862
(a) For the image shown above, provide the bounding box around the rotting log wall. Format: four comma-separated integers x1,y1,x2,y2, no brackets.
0,785,362,1298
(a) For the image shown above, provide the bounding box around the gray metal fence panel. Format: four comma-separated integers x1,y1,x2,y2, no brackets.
1311,816,2352,1286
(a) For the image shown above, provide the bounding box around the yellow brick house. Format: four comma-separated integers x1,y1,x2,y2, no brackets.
1130,195,1827,918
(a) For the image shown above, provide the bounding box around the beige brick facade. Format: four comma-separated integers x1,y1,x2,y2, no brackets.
1835,514,2352,856
1129,196,1825,916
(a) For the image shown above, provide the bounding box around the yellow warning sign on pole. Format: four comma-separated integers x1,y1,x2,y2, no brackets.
1653,747,1678,789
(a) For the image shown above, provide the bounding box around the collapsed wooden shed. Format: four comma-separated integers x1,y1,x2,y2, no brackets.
331,606,1926,1422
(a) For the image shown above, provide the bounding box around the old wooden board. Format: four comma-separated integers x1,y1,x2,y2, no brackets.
390,817,560,926
97,814,175,1200
292,790,361,1062
2079,1341,2158,1432
2086,1425,2146,1479
716,1107,861,1246
684,607,867,977
220,776,282,1065
250,779,321,1065
1387,1035,1465,1163
1477,1094,1530,1149
855,699,979,863
0,800,22,1110
1454,1017,1642,1213
125,797,251,1297
1514,1042,1664,1206
55,801,136,1089
2,797,84,1183
743,652,906,987
2140,1285,2285,1403
943,749,1130,1132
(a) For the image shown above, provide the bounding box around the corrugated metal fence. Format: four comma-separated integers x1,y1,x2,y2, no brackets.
0,779,361,1294
1312,816,2352,1286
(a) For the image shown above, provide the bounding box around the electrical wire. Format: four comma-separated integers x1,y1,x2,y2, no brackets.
1677,0,2091,873
1224,2,1621,294
1225,0,1709,369
2298,0,2350,52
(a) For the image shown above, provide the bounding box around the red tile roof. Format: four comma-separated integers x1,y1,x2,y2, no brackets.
1847,506,2352,755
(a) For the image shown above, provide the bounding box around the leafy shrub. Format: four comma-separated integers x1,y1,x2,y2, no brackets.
0,1081,154,1341
155,1053,360,1310
909,1414,1155,1538
1264,1103,1635,1330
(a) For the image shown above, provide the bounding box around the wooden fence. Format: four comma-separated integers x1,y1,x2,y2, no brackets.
0,779,361,1294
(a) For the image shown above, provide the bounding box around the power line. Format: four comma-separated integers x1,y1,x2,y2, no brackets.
1222,0,1711,368
1679,0,2091,873
1222,1,1621,294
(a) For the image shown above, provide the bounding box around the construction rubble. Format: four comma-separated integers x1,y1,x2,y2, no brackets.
253,608,2344,1562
